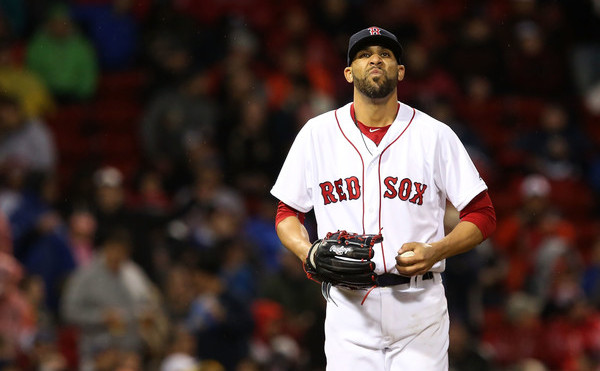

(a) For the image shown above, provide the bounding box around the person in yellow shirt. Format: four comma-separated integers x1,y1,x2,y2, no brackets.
0,40,55,119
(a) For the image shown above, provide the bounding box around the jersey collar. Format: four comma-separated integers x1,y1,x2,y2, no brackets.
337,102,415,153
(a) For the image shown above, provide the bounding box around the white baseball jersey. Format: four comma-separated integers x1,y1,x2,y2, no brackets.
271,101,487,276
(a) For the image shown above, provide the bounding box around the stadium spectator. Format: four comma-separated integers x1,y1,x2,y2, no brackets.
0,39,55,119
540,295,600,370
0,0,26,39
162,264,195,325
70,0,141,71
26,3,98,103
141,19,198,96
0,251,36,366
257,249,325,369
89,166,159,281
515,103,591,181
445,15,507,94
167,162,245,253
0,209,12,254
504,20,570,99
0,93,56,172
481,292,544,368
222,94,280,188
243,194,288,274
249,298,302,370
448,319,492,371
0,164,26,219
128,167,172,215
158,326,199,371
562,0,600,97
185,252,253,370
66,209,97,267
582,235,600,308
140,67,219,187
7,171,75,312
454,74,507,157
493,174,577,296
218,238,257,306
262,6,338,104
396,41,461,109
61,228,167,371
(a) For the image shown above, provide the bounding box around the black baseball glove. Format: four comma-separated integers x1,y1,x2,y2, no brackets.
304,230,382,290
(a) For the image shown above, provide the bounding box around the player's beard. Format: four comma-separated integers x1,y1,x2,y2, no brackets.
354,72,397,99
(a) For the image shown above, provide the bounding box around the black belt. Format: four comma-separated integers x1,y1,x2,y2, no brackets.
376,272,434,287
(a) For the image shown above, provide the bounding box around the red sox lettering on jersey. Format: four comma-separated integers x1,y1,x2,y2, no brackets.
319,176,428,205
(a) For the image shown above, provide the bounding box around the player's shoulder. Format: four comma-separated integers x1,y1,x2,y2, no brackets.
411,106,446,128
300,104,347,133
409,105,457,136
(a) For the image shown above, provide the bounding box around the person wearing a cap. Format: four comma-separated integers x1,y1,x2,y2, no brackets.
271,26,496,369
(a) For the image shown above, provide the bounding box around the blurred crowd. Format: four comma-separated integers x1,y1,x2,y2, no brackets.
0,0,599,370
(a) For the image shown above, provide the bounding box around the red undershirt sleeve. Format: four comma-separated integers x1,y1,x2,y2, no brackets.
275,201,306,228
458,190,496,240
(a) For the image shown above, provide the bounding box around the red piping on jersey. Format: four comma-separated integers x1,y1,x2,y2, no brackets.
377,107,416,272
334,108,366,234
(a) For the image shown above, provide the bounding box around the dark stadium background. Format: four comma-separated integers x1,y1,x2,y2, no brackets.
0,0,599,370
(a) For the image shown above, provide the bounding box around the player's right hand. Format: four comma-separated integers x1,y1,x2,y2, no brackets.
395,242,437,276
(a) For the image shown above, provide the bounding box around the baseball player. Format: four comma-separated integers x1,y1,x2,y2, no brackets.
271,26,496,370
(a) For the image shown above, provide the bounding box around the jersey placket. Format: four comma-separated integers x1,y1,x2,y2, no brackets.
363,152,382,236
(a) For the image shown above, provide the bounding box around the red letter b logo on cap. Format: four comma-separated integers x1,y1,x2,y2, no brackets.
368,27,381,35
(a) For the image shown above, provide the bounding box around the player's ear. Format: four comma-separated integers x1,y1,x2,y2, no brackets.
344,67,353,83
397,65,405,82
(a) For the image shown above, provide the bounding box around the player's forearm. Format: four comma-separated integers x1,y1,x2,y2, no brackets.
276,216,313,262
430,220,483,261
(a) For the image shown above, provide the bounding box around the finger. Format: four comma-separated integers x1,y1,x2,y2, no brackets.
395,255,416,268
395,265,419,276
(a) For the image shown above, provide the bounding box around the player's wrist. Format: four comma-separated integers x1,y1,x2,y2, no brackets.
299,240,315,262
305,239,319,266
427,241,447,262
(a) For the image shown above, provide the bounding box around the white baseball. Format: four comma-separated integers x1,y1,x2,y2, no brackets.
399,251,415,258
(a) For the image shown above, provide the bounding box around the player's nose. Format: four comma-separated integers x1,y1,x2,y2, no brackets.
369,54,383,65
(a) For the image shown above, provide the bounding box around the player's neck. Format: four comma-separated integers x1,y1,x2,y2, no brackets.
352,94,399,127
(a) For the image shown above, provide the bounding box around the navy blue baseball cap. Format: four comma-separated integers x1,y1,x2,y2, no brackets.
347,26,403,66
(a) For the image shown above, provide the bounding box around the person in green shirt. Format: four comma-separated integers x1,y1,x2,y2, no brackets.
26,3,98,103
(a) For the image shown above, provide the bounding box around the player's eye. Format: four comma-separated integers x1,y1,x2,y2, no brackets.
381,52,391,58
358,51,371,58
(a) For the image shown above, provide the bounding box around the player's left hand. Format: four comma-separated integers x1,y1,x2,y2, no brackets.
304,230,382,289
395,242,439,276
